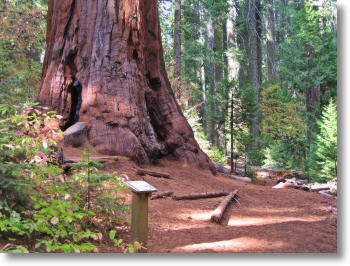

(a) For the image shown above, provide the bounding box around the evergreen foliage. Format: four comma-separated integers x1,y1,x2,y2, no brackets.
159,0,337,180
308,99,337,182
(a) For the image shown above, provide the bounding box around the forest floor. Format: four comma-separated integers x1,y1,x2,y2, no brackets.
63,147,337,253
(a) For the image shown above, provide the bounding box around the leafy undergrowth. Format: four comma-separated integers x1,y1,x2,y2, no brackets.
0,103,140,253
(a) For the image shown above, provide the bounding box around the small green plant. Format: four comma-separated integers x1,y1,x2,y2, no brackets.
246,168,257,179
0,105,132,253
70,149,129,228
246,168,265,185
109,230,141,253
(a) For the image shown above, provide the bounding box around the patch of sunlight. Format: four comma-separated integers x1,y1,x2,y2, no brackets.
244,207,301,214
176,209,212,221
227,215,325,227
172,237,286,252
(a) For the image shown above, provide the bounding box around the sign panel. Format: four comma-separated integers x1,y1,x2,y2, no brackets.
124,181,157,193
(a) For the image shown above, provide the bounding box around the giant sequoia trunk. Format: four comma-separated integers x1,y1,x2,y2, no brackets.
38,0,214,171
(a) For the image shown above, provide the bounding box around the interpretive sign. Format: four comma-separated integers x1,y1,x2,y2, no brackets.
124,181,157,193
124,180,157,249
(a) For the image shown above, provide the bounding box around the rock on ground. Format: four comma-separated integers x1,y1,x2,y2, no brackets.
63,122,88,147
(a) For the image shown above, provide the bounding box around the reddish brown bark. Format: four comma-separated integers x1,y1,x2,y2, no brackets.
38,0,214,171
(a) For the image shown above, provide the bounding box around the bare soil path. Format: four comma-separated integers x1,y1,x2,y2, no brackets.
64,148,338,253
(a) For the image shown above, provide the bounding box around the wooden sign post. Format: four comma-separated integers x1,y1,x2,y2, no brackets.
124,181,157,248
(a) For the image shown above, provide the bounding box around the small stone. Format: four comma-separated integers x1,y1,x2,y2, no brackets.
63,122,88,147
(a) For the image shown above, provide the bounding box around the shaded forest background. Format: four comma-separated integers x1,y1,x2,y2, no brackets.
0,0,337,183
159,0,337,182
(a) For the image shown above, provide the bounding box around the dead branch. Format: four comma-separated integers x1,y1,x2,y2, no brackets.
310,187,330,192
210,190,238,223
318,190,337,199
172,191,229,200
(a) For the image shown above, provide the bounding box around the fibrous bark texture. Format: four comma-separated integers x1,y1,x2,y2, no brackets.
38,0,214,171
174,0,181,81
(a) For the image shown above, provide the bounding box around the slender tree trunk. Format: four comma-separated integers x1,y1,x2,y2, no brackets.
199,3,207,135
223,22,228,80
306,86,320,146
247,0,259,136
214,23,223,148
174,0,181,88
207,15,216,144
256,0,262,89
227,0,240,160
256,0,263,130
277,0,289,44
38,0,214,171
222,20,228,155
266,0,277,81
227,0,240,82
236,0,249,89
230,90,234,173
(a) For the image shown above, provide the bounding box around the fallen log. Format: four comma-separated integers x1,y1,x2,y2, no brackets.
310,186,330,192
151,191,174,200
136,169,170,179
230,175,252,183
173,191,229,200
272,181,299,189
210,190,238,223
318,190,337,199
221,173,252,183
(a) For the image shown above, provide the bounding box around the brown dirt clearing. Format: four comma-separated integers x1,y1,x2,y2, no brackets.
63,148,337,253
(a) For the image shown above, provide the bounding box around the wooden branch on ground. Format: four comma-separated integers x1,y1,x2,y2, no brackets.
318,190,337,199
150,191,174,200
272,181,299,189
172,191,229,200
310,187,330,192
210,190,238,223
136,169,170,179
221,173,252,183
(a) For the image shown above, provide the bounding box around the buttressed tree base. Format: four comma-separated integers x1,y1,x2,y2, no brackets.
38,0,214,171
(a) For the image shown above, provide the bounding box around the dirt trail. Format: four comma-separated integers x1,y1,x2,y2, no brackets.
65,148,338,253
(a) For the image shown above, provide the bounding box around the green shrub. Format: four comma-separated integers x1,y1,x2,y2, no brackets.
308,99,337,182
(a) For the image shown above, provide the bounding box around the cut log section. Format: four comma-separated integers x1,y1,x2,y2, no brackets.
172,191,229,201
136,169,170,179
210,190,238,223
150,191,174,200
